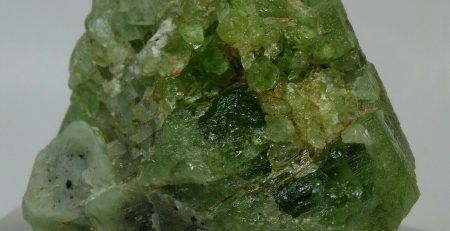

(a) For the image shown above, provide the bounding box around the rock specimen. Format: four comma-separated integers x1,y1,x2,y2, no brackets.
23,0,419,230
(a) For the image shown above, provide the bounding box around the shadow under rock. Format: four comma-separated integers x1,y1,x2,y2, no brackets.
0,208,31,231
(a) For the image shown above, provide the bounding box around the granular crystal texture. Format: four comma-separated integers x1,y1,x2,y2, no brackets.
23,0,419,230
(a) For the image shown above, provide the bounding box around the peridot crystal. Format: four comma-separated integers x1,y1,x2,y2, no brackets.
23,0,419,230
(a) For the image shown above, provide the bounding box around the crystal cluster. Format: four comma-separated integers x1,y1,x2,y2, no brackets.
23,0,419,230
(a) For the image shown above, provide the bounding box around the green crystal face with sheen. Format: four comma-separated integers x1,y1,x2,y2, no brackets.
23,0,419,230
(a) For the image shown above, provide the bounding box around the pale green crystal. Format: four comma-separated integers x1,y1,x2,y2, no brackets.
246,57,280,93
23,0,419,230
23,121,114,230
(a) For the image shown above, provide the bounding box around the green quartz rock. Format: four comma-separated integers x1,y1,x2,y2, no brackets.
23,0,419,230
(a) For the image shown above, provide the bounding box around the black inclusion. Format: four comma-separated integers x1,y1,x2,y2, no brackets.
65,180,73,189
198,85,265,142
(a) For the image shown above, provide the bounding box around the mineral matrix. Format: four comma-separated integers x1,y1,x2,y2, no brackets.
23,0,419,230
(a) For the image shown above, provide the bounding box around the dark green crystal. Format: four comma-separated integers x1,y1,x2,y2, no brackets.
23,0,419,230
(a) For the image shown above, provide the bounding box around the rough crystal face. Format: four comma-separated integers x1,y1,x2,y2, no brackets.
23,0,419,230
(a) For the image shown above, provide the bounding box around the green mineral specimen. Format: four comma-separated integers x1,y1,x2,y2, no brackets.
23,0,419,230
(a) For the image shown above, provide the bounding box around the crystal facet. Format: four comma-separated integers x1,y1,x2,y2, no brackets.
23,0,419,230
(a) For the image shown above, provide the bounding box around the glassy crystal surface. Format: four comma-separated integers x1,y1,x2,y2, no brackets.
23,0,419,230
